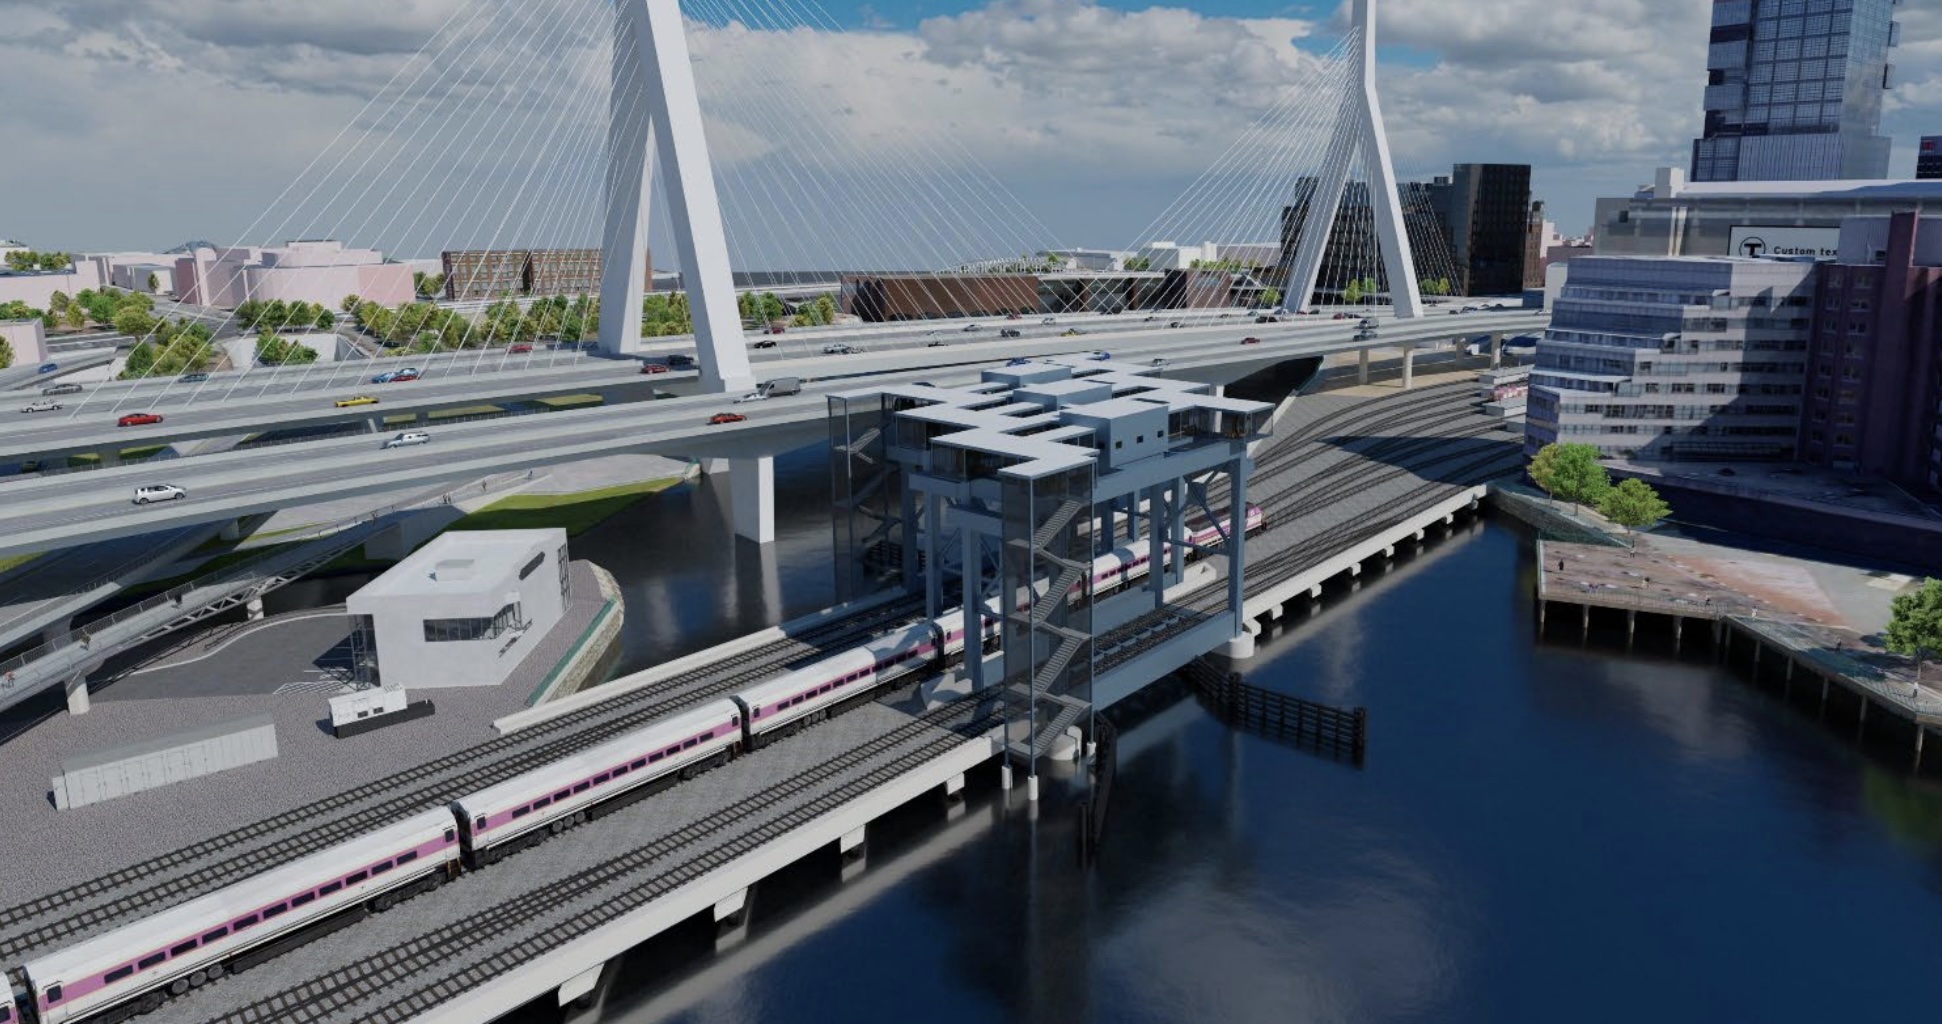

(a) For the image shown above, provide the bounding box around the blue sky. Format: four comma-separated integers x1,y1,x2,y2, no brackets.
841,0,1322,27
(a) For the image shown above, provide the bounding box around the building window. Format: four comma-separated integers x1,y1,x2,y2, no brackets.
423,603,524,643
518,552,545,580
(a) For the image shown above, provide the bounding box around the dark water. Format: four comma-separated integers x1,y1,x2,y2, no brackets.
484,471,1942,1024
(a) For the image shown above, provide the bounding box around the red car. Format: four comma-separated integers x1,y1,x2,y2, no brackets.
117,412,164,427
508,343,533,354
390,370,420,382
1239,336,1263,345
1331,312,1352,320
708,413,746,425
640,363,669,375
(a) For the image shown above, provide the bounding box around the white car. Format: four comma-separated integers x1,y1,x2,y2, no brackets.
735,391,768,403
383,431,431,449
132,484,186,504
822,343,855,355
20,399,60,414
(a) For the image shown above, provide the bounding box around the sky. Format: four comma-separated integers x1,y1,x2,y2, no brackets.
3,0,1941,266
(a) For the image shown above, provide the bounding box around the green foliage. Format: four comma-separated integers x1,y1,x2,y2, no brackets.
341,294,362,313
120,320,214,378
1423,277,1453,296
642,292,692,337
1528,442,1611,508
112,306,156,338
4,250,71,272
47,291,69,315
62,303,85,329
1886,579,1942,680
255,332,320,366
0,299,42,322
1342,280,1363,304
0,335,13,370
1597,477,1671,536
1260,287,1281,308
1123,256,1151,271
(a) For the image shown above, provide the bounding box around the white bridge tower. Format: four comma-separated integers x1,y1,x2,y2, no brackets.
1282,0,1422,318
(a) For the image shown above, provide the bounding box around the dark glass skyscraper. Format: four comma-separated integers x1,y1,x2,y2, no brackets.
1691,0,1897,182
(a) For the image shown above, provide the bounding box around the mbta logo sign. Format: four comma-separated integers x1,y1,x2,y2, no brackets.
1728,226,1839,259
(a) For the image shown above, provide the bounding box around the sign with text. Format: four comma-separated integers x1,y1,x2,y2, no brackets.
1729,226,1839,260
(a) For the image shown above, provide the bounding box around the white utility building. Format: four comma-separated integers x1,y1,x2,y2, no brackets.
346,529,570,690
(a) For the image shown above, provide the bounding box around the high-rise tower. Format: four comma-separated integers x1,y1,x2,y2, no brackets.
1691,0,1898,182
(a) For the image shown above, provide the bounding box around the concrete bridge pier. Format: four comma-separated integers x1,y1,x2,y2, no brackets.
1490,332,1504,368
1357,348,1370,384
732,457,775,544
1401,345,1417,389
712,887,751,949
1219,620,1259,661
65,673,90,715
246,596,266,622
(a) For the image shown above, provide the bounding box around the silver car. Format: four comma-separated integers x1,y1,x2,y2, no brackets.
383,431,431,449
20,399,60,414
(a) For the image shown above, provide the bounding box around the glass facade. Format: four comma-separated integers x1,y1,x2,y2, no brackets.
1691,0,1895,182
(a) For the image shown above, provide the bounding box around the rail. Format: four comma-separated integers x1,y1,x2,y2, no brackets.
1183,657,1367,765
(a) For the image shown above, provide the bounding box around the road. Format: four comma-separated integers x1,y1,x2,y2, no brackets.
0,309,1543,556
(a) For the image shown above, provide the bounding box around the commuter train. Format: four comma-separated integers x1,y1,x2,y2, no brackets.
9,505,1262,1023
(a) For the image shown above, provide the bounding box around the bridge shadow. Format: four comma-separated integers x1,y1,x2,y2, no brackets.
1309,430,1525,488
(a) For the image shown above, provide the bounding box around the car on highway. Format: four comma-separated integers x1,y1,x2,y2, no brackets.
1005,312,1022,320
20,399,60,414
762,325,787,335
1239,336,1263,345
1041,317,1057,325
132,483,186,504
927,339,947,347
752,339,778,349
1353,330,1378,341
180,372,209,383
373,367,421,383
1150,357,1170,367
42,382,83,396
735,391,768,404
667,354,695,368
37,362,58,374
1167,321,1183,328
822,343,855,355
1332,312,1352,320
961,324,982,333
1255,315,1280,324
1059,328,1085,337
508,343,534,354
334,395,379,408
640,363,670,374
1006,358,1033,366
1086,351,1111,361
117,412,164,427
383,431,431,449
708,412,747,425
999,328,1022,338
1142,316,1157,323
1460,304,1482,313
1360,317,1379,328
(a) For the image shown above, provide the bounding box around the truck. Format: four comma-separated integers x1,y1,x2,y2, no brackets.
758,376,802,398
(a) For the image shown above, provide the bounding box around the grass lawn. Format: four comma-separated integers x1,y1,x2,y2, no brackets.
428,405,505,421
449,478,683,537
533,394,602,409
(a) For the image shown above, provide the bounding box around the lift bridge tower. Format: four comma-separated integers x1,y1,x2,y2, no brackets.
829,361,1273,795
1281,0,1423,319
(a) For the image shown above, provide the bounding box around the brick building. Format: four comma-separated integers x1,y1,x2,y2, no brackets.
842,274,1041,321
442,249,642,301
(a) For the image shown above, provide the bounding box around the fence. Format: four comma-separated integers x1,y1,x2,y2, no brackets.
1183,657,1366,765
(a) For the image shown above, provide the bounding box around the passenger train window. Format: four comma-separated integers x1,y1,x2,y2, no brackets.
612,764,630,777
139,953,166,969
171,940,197,956
234,914,259,930
632,758,647,769
105,966,134,984
594,772,610,784
554,789,571,802
262,903,288,919
648,752,663,763
444,829,457,843
512,807,530,819
44,985,61,1003
396,850,418,864
202,927,229,943
320,881,342,896
371,861,394,875
291,892,316,908
682,738,699,749
573,782,590,794
475,817,488,830
347,871,368,885
533,797,551,809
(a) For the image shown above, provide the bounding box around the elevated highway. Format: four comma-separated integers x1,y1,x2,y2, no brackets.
0,310,1541,557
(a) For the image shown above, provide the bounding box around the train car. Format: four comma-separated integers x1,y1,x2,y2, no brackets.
2,981,18,1024
23,810,458,1024
733,648,883,748
452,700,742,867
1072,505,1266,600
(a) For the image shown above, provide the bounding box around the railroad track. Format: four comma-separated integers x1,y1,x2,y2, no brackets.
194,701,1000,1024
0,593,929,963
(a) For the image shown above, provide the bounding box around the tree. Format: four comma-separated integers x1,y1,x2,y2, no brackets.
1124,256,1151,271
1887,579,1942,687
63,303,85,330
1597,477,1671,544
315,309,336,330
113,306,156,339
256,332,320,366
0,335,13,370
1260,287,1281,308
341,294,362,313
1342,280,1364,304
1527,441,1611,512
47,291,70,316
147,272,161,293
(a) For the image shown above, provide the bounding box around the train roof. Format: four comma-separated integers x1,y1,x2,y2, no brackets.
23,809,455,981
454,699,740,813
734,648,879,705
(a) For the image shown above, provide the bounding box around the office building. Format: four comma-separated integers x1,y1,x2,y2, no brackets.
1593,166,1942,258
174,241,414,310
1801,212,1942,492
441,249,633,301
1918,136,1942,179
1276,177,1457,303
1525,256,1814,461
1439,163,1535,296
1691,0,1897,182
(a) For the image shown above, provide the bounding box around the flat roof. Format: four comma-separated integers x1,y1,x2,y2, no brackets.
352,529,563,600
1671,179,1942,201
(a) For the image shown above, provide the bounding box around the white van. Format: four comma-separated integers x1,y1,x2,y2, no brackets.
132,484,186,504
383,431,431,449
